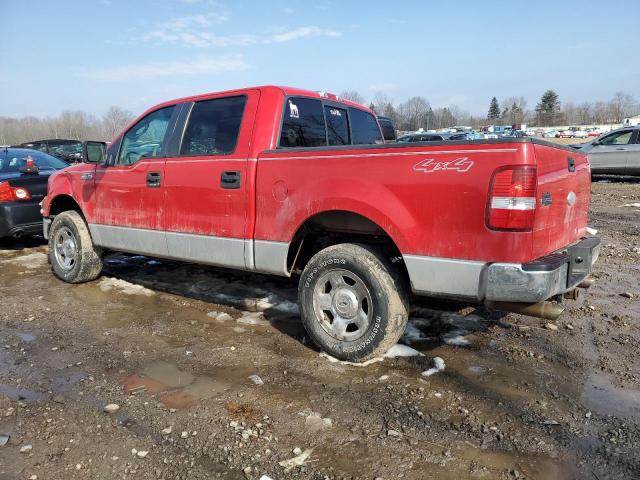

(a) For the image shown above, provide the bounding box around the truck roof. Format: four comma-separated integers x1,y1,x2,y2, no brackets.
153,85,371,113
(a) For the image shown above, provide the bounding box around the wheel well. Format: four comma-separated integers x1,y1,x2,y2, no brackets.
287,210,410,285
49,195,83,217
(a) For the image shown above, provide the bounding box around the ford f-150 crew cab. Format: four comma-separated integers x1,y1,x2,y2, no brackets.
42,86,600,361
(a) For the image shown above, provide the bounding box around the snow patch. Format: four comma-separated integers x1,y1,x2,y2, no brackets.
4,252,47,269
422,356,446,377
98,277,155,296
319,343,423,367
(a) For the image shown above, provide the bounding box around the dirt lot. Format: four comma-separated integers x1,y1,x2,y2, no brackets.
0,178,638,480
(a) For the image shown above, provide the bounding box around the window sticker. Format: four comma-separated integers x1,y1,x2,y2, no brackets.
328,109,342,116
288,100,299,119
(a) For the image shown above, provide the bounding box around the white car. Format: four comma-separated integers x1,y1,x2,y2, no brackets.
573,130,588,138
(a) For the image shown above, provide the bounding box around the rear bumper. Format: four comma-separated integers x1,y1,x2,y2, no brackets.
485,237,601,302
404,236,601,302
0,202,44,238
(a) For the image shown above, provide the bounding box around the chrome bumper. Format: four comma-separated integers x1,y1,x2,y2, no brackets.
485,237,601,302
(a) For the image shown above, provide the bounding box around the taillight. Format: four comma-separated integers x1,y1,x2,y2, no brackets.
0,181,32,202
487,166,537,231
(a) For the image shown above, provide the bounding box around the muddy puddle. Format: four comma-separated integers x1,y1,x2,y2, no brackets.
582,371,640,418
120,361,255,410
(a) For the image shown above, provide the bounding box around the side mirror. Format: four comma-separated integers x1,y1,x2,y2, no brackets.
82,141,107,165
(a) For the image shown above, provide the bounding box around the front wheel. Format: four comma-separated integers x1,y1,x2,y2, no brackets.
48,211,103,283
298,243,409,362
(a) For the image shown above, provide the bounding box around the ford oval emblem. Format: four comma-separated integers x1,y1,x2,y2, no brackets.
567,191,577,206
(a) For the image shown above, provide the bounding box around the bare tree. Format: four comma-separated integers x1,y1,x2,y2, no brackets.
103,106,135,140
608,92,638,123
339,90,365,105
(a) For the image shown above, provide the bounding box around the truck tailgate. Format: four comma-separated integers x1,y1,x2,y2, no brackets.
531,143,590,259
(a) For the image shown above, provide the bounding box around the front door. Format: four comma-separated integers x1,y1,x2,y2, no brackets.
89,105,177,256
162,91,259,269
588,129,634,174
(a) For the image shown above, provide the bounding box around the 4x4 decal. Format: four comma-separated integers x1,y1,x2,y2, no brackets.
413,157,474,173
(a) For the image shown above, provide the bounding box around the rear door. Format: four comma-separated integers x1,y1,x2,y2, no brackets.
90,105,178,256
161,90,259,269
588,129,634,173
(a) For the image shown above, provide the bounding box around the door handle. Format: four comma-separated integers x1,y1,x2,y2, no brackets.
615,148,626,151
146,172,161,188
221,171,241,189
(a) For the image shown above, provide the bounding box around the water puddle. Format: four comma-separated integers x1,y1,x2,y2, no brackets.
120,361,253,410
0,384,44,402
582,371,640,418
16,332,36,343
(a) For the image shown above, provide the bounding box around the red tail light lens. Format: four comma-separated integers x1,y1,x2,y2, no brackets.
0,181,31,202
487,166,537,231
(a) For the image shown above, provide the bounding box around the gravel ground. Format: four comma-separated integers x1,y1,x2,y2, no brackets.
0,177,638,480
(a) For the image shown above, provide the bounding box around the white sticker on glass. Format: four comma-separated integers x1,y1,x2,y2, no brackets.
289,100,299,119
329,109,342,116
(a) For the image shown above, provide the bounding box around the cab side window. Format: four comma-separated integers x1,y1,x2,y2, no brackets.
279,97,327,148
325,106,350,146
600,130,632,145
349,107,383,145
117,106,175,165
181,96,246,156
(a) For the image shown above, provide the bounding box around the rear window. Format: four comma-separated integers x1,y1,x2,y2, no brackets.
280,97,327,148
0,150,67,173
181,96,246,156
378,118,396,141
325,106,350,146
349,107,383,145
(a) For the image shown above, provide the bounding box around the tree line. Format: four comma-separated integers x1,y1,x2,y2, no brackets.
342,90,638,131
1,90,638,145
0,106,135,145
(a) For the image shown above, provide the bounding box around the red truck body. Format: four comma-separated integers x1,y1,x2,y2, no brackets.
42,86,600,359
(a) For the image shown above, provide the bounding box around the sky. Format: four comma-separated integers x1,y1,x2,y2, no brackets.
1,0,639,118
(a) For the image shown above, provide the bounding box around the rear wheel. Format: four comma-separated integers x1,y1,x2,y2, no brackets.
48,211,103,283
298,243,409,362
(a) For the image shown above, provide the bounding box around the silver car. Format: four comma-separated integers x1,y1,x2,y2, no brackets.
571,126,640,175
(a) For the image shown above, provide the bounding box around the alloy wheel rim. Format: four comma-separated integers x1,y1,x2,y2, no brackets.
53,226,77,271
312,269,373,341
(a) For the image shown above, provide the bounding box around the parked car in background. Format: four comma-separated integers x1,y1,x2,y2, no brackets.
377,116,397,143
396,132,469,142
570,126,640,175
587,128,602,137
15,139,83,164
573,130,589,139
0,148,68,238
559,130,575,138
543,130,559,138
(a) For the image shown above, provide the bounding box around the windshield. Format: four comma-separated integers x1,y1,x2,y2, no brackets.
49,142,82,156
0,149,68,173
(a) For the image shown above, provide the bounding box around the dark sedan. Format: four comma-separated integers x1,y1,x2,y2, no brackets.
0,148,68,238
397,132,469,143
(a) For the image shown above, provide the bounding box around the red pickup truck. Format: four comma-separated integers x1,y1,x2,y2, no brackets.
42,86,600,361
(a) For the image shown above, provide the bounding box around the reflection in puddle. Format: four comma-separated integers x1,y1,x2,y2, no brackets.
120,361,253,410
16,332,36,342
582,371,640,418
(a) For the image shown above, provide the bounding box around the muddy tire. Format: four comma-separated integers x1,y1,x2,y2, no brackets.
298,243,409,362
48,211,103,283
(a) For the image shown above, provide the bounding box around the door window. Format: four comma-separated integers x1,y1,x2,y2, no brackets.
280,97,327,148
599,130,632,145
324,106,350,146
349,107,383,145
117,106,175,165
180,96,247,156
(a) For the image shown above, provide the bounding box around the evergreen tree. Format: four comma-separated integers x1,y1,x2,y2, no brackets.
535,90,561,126
487,97,500,120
